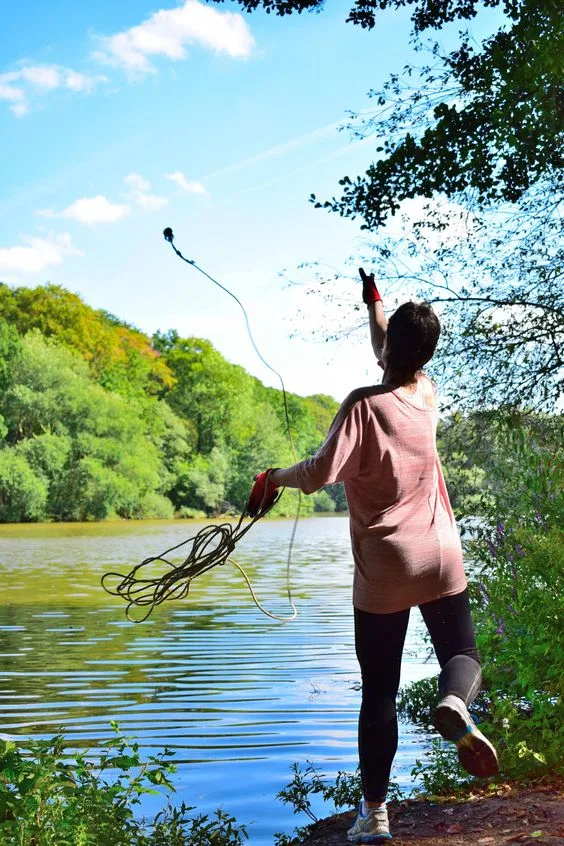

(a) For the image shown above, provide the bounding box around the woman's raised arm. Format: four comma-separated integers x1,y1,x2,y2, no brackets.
359,267,387,364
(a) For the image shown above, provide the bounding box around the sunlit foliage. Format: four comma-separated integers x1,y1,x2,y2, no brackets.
0,288,341,521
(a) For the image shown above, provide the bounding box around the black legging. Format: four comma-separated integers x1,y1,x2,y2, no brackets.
354,588,481,802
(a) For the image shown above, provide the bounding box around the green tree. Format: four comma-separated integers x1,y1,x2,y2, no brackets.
312,489,337,512
141,397,197,508
161,336,257,455
324,482,348,512
0,332,175,521
0,451,48,522
226,402,294,508
176,446,231,516
0,283,172,397
0,318,21,396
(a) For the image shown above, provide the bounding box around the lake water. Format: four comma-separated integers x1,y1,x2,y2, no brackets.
0,516,438,843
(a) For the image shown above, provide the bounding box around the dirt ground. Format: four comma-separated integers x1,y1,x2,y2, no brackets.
294,778,564,845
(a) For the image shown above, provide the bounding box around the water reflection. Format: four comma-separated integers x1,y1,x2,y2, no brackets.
0,517,436,843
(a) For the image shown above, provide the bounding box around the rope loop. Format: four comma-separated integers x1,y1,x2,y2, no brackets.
102,493,297,623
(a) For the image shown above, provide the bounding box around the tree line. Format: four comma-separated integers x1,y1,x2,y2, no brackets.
0,283,344,522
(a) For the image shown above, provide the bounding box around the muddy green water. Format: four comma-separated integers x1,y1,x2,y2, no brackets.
0,517,437,843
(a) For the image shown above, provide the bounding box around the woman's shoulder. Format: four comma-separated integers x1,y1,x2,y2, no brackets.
419,371,438,393
418,372,439,408
334,386,398,424
341,384,396,409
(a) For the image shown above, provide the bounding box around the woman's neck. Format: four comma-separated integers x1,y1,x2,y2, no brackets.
382,366,419,390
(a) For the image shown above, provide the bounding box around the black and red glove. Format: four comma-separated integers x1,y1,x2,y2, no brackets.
359,267,382,306
247,469,279,517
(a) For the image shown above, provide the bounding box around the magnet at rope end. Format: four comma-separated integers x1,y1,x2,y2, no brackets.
163,227,174,243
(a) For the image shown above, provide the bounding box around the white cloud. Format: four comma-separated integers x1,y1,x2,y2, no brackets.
134,192,168,212
0,233,82,275
0,77,28,116
0,64,107,115
19,65,61,90
124,173,169,211
93,0,255,75
125,172,151,192
39,195,131,225
0,80,25,103
165,171,207,195
63,69,102,92
10,102,30,118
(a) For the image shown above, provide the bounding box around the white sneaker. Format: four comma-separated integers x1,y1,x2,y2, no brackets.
347,802,392,843
433,694,499,778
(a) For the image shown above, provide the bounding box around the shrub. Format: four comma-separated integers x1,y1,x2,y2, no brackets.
0,726,248,845
175,506,207,519
135,492,175,520
0,450,48,522
312,490,337,512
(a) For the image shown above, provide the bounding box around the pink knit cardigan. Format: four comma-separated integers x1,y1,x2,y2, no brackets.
294,381,467,614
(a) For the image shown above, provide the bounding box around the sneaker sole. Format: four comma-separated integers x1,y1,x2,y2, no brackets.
347,836,392,844
433,704,499,778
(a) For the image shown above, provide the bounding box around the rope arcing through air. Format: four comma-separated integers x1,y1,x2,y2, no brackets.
163,229,299,461
101,229,300,623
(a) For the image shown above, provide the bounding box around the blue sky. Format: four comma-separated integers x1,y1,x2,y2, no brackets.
0,1,502,400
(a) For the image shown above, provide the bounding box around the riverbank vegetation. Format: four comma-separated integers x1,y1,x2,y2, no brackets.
0,726,248,845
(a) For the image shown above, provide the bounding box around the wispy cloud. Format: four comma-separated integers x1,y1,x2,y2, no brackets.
38,195,131,225
93,0,255,76
226,134,375,200
0,233,82,275
202,121,344,182
125,173,151,192
125,173,169,211
0,64,107,116
165,171,207,195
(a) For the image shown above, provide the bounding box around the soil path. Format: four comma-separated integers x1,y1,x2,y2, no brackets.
296,779,564,845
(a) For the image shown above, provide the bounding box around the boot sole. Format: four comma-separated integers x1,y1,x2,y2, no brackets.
433,704,499,778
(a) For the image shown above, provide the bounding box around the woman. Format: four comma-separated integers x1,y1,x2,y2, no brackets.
248,269,498,843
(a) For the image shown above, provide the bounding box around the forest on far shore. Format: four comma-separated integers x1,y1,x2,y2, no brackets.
0,282,348,522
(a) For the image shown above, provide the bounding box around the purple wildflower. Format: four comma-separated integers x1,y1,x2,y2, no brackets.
488,540,496,557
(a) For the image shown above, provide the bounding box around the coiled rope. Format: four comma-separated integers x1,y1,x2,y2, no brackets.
101,229,300,623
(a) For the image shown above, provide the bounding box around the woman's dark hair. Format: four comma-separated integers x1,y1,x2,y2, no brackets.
386,302,441,383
